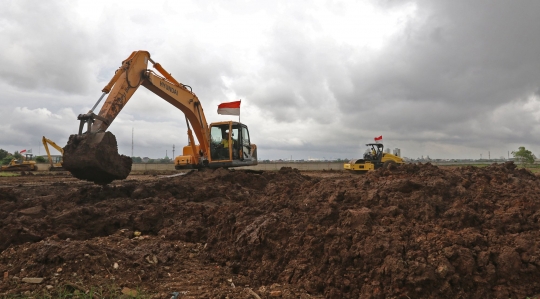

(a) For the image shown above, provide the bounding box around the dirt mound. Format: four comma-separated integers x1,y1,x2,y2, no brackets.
1,163,540,298
63,131,132,184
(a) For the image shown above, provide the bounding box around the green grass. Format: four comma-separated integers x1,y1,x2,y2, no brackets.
0,171,19,177
522,164,540,173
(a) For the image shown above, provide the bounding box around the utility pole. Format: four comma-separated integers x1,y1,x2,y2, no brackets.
488,151,490,160
166,150,168,158
172,144,175,158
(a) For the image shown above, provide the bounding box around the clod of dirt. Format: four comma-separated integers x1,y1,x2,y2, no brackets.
0,188,17,202
63,131,132,185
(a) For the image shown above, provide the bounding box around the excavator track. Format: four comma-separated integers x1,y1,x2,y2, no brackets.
63,131,132,185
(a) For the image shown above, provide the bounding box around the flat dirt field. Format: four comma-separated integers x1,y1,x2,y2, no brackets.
1,163,540,298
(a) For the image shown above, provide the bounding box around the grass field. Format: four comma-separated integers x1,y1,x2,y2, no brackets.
0,172,19,177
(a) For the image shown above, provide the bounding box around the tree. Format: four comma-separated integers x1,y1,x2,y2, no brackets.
13,151,22,159
2,155,15,165
35,156,46,163
512,146,536,166
0,149,8,160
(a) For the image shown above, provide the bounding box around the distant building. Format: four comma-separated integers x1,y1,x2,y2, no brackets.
393,148,401,157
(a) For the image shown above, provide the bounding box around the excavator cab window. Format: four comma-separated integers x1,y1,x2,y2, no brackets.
241,126,252,160
210,126,229,161
209,123,251,161
232,123,253,161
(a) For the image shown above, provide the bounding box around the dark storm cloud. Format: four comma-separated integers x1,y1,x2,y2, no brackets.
348,0,540,151
233,1,540,158
0,1,105,95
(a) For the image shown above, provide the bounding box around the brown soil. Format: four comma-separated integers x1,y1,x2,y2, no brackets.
1,163,540,298
63,132,132,185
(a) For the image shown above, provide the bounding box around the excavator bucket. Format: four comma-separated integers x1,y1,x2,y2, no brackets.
63,131,132,184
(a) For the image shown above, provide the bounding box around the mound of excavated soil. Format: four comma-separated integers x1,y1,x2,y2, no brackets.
1,163,540,298
63,132,132,184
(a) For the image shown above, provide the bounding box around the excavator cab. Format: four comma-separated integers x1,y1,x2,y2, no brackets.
208,121,256,166
175,120,257,169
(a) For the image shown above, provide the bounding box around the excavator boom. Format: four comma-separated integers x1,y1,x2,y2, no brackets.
42,136,64,171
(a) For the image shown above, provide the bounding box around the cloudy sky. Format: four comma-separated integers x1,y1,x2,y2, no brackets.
1,0,540,161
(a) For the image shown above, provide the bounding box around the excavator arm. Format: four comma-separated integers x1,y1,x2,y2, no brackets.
42,136,64,170
42,137,64,155
89,51,211,161
63,51,213,184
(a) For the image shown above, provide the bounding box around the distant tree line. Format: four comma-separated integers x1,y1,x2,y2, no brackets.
1,149,21,165
1,146,537,167
131,156,173,164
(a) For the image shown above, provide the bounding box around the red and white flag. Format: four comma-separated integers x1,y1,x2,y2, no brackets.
374,136,382,142
217,100,241,116
20,149,27,154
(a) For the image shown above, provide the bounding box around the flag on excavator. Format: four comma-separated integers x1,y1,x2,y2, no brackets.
374,136,382,143
217,100,241,116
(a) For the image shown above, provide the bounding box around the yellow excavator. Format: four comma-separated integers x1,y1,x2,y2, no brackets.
344,143,404,172
63,50,258,184
1,153,38,171
42,136,64,171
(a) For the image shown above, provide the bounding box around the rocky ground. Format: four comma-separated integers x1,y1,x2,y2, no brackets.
1,163,540,298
